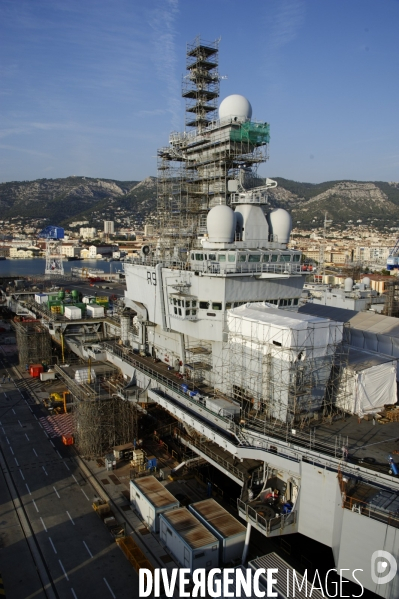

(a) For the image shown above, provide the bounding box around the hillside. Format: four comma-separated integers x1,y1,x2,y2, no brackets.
268,179,399,228
1,176,398,230
0,176,157,228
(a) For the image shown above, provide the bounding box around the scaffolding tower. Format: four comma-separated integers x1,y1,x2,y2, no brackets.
383,280,399,317
184,339,213,387
156,36,270,252
73,395,138,458
54,363,139,458
14,321,52,366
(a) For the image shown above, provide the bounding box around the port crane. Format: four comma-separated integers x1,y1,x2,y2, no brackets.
387,238,399,270
38,225,65,276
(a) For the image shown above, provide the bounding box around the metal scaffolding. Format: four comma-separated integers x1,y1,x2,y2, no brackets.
14,321,52,366
156,36,270,252
54,363,138,457
73,395,138,458
383,280,399,317
220,310,350,430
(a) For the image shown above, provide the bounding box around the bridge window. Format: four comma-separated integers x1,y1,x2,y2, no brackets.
262,254,270,262
248,254,260,262
238,254,247,262
212,302,222,310
200,301,209,309
228,253,236,262
218,254,226,262
209,254,216,260
195,253,203,261
293,254,300,262
280,255,291,262
271,254,278,262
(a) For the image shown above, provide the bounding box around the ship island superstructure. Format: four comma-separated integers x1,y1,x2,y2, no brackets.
11,38,399,597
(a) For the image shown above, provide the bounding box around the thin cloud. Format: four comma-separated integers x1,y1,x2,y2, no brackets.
149,0,181,131
267,0,306,53
0,143,52,158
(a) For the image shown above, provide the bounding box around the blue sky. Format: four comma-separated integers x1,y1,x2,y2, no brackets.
1,0,398,184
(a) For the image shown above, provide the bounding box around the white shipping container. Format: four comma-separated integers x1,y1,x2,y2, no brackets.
65,306,82,320
40,372,56,381
130,476,179,533
160,507,219,573
35,293,48,304
189,499,246,564
86,305,105,318
204,396,240,418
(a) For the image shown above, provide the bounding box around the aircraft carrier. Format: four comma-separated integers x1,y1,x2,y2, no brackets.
4,38,399,597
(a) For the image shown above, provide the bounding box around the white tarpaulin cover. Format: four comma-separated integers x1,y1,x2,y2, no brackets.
335,348,397,417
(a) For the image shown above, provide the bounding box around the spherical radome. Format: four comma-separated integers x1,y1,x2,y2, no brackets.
362,276,371,287
344,277,354,292
207,205,235,243
219,95,252,121
267,208,292,244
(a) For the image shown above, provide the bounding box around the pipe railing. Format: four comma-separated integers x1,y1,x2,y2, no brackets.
237,498,296,535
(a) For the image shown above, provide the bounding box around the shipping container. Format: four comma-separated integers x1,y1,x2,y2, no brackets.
130,475,179,533
30,364,44,378
35,293,48,304
40,371,56,381
160,507,219,573
204,396,241,418
189,498,246,564
86,305,105,318
62,435,74,445
65,306,82,320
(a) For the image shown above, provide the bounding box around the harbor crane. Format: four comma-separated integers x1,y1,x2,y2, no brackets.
38,225,65,276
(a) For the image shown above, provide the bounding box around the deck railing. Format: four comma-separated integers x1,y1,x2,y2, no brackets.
237,498,296,534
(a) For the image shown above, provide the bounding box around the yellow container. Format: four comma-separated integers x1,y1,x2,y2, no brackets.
51,306,61,313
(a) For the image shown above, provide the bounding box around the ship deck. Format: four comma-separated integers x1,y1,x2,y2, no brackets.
106,342,399,477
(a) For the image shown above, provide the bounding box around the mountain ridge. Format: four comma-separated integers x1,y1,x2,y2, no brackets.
1,176,398,230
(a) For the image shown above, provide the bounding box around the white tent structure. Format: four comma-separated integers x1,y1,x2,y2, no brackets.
335,347,397,417
224,304,344,424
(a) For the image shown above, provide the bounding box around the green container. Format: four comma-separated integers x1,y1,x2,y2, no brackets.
48,300,61,307
59,303,65,314
58,291,65,300
71,290,79,299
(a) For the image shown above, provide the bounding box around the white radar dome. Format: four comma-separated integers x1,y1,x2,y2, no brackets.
207,205,235,243
344,277,354,292
362,276,371,287
267,208,292,244
219,95,252,122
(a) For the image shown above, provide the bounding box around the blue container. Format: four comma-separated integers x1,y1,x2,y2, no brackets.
147,457,157,469
189,391,198,397
181,384,188,393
